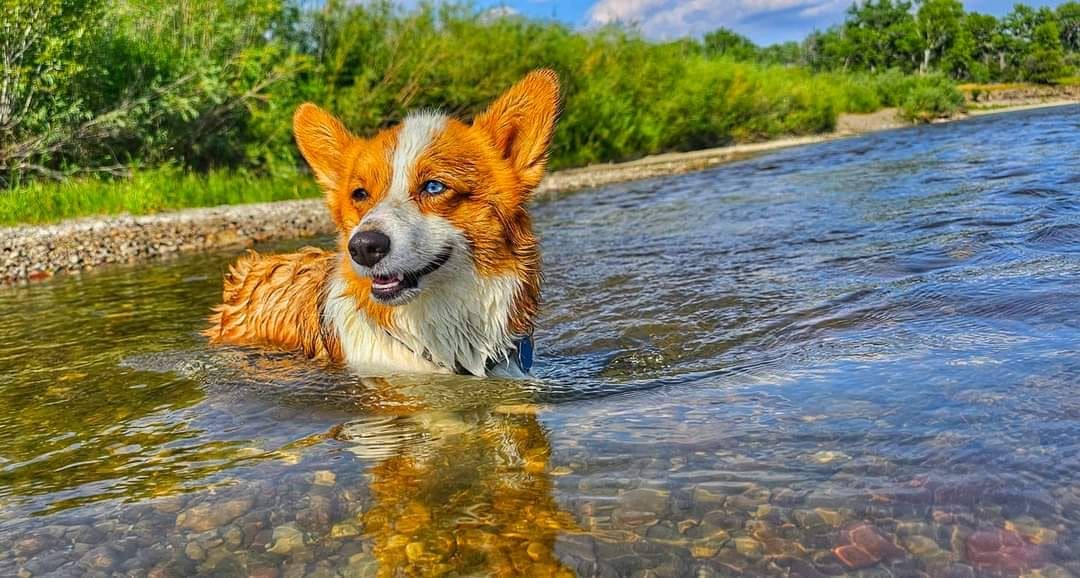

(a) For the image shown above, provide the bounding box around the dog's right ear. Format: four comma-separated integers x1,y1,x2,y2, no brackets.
293,103,353,191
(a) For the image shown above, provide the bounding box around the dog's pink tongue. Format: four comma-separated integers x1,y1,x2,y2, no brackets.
372,273,402,288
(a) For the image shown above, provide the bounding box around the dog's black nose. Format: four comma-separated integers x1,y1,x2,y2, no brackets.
349,230,391,267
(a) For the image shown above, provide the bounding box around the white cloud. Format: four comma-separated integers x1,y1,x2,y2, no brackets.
480,5,521,20
587,0,845,39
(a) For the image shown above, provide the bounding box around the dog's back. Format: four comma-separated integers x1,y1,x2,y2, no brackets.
205,247,342,361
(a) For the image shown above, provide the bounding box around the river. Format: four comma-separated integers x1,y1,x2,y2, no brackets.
1,105,1078,576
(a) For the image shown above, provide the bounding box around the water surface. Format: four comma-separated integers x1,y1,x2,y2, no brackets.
1,106,1078,577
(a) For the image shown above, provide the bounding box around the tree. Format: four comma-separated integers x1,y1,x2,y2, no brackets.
963,13,999,70
943,20,978,80
1025,17,1068,82
843,0,921,72
916,0,964,74
758,41,804,66
703,28,758,61
1057,1,1079,53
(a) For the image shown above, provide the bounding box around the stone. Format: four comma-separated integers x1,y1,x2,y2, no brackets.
1006,517,1059,545
966,529,1046,573
267,524,306,555
896,521,934,537
1021,565,1075,578
902,535,953,564
80,546,118,571
13,534,56,558
813,508,845,527
793,510,828,530
618,488,670,514
312,470,336,487
223,525,244,547
833,522,906,569
332,523,361,538
343,555,379,578
612,509,659,529
184,542,206,562
147,563,178,578
733,537,764,560
176,497,254,533
153,496,186,514
691,545,720,558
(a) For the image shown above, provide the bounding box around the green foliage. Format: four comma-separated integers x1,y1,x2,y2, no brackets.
0,0,984,223
703,28,759,61
0,0,103,139
1,0,305,185
1060,2,1080,52
802,0,1077,83
897,74,965,121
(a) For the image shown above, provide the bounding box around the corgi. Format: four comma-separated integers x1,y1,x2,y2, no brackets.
205,70,559,377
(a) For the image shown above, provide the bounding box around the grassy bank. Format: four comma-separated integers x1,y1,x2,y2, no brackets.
0,169,318,227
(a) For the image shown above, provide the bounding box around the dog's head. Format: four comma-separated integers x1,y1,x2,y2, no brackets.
293,71,558,334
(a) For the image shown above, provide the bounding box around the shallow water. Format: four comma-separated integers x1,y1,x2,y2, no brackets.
1,106,1078,577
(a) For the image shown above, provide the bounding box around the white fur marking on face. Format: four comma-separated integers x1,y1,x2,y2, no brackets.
356,111,452,277
390,110,447,204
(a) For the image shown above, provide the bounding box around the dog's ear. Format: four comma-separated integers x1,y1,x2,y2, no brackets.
473,69,561,191
294,103,353,191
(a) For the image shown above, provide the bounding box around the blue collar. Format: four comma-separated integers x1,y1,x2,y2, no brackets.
514,335,534,373
482,335,533,376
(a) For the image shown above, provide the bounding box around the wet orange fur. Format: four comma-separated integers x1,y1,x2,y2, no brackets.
205,247,342,360
206,70,560,368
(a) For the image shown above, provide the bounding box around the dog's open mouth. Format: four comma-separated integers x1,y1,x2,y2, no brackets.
370,248,452,302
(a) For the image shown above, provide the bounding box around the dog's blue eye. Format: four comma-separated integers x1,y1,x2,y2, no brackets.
422,180,446,196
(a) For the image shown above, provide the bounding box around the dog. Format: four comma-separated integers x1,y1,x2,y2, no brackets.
205,70,559,377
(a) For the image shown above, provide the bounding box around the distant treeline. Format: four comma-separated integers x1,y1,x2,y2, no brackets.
709,0,1079,83
1,0,1044,191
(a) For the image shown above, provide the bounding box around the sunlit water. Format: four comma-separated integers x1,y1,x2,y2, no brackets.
1,106,1078,577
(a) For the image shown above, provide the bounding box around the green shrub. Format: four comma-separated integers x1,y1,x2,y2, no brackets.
898,75,966,121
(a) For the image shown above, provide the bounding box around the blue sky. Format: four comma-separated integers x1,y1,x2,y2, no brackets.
466,0,1069,45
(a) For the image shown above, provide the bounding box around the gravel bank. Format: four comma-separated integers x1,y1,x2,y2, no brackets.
0,200,332,284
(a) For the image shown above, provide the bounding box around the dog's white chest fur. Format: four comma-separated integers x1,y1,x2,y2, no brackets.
324,269,521,376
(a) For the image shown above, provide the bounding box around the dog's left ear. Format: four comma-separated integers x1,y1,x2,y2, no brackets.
473,69,561,191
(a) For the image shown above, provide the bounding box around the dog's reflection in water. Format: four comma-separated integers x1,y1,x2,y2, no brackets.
331,377,577,577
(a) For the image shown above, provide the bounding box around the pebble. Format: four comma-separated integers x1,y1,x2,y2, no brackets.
1007,517,1059,545
267,524,306,555
833,522,906,569
733,537,764,560
1022,565,1076,578
810,450,851,464
966,528,1046,573
331,523,360,538
183,542,205,562
176,497,254,533
79,546,118,571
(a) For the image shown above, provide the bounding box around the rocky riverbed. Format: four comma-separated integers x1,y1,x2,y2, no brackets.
2,434,1077,578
